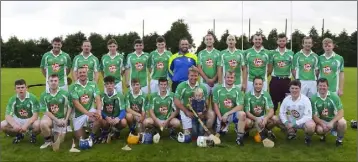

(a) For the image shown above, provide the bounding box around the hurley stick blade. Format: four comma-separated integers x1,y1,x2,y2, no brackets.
209,134,221,145
263,138,275,148
69,138,81,153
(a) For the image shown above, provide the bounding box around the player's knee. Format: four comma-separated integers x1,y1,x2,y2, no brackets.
305,121,316,132
316,125,324,135
171,118,181,128
271,116,279,124
337,118,347,129
245,119,253,129
126,113,134,121
143,118,153,127
33,120,41,133
120,119,127,128
237,111,246,120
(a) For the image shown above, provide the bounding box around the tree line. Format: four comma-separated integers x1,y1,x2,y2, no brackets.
1,19,356,67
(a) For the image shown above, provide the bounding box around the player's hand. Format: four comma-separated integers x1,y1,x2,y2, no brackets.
321,123,329,132
185,110,194,119
12,124,22,132
241,83,247,92
106,117,113,124
218,116,223,122
260,118,267,128
222,114,228,123
162,120,169,128
113,118,120,125
86,112,96,121
96,110,102,120
326,121,334,130
56,119,66,127
20,124,29,133
337,89,343,96
139,115,145,123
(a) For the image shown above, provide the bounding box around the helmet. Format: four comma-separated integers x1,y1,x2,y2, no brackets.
140,132,153,144
153,133,160,144
197,136,214,147
254,132,262,143
127,133,140,145
177,132,191,143
79,137,92,150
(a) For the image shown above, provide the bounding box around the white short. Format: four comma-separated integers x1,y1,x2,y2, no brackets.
73,108,96,131
115,81,123,94
202,83,218,95
215,112,239,132
42,115,67,133
3,116,36,129
300,80,317,98
150,79,159,93
46,84,68,93
246,80,267,93
180,110,192,129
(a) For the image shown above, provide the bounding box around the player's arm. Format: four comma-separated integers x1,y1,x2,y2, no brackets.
295,98,313,126
212,87,222,120
173,84,188,113
168,103,179,122
311,98,324,126
94,85,102,117
5,98,20,128
25,97,40,128
125,55,131,87
65,104,72,123
267,51,273,76
149,108,161,126
94,57,100,83
338,57,345,95
73,100,90,115
66,53,72,76
40,54,47,77
279,98,289,125
330,95,344,124
241,65,247,91
315,54,320,78
224,91,244,116
72,57,78,81
264,94,275,121
291,53,298,79
244,94,256,120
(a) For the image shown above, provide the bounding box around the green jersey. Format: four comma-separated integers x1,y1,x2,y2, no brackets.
213,84,244,115
70,80,101,118
125,52,150,87
318,52,344,92
219,49,245,85
311,91,343,122
40,89,70,119
101,90,125,117
100,52,124,84
149,91,175,120
5,92,40,119
149,50,172,80
125,90,147,113
244,91,273,117
244,47,271,81
40,50,72,87
174,81,208,108
198,48,221,83
270,48,294,77
73,53,100,81
292,50,319,80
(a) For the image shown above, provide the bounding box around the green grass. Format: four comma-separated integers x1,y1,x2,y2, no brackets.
1,68,356,161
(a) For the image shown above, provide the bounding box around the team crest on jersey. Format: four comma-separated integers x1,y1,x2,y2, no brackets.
135,62,144,71
19,109,29,117
159,106,168,115
156,62,164,69
304,63,311,72
323,66,332,74
291,110,300,118
206,59,214,67
223,99,233,108
229,59,237,68
52,63,60,72
253,106,263,115
50,104,59,114
277,61,286,68
109,65,117,73
131,104,140,112
106,104,114,113
80,94,90,104
253,58,263,67
321,108,329,117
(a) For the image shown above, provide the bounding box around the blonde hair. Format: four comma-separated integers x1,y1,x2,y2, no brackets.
194,88,204,97
322,38,334,45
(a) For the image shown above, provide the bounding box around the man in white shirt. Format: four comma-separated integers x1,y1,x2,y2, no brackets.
277,80,316,146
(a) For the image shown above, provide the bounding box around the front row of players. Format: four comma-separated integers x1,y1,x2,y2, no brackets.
0,68,347,149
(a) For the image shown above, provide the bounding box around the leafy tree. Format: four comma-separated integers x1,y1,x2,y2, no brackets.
143,32,160,53
88,33,106,58
217,30,230,51
308,26,322,54
62,31,87,58
266,29,279,50
290,30,306,53
164,19,194,53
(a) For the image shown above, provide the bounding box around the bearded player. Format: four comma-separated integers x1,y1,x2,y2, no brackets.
125,79,148,134
292,36,319,98
244,34,271,93
70,66,102,142
148,37,172,93
39,74,72,149
100,39,125,94
72,40,100,83
311,78,346,146
0,79,41,144
144,78,180,139
278,80,316,146
318,38,345,96
125,39,150,94
244,76,277,141
99,76,127,140
213,71,246,146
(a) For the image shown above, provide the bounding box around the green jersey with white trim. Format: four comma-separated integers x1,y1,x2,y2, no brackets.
40,51,72,87
292,50,319,80
149,91,175,120
244,47,271,81
212,84,244,115
244,91,273,117
125,52,150,87
148,50,172,80
218,49,245,85
70,80,101,118
311,91,343,122
270,49,294,77
5,92,40,119
101,90,125,117
318,52,344,92
100,53,124,84
174,81,208,108
73,53,100,81
198,48,220,83
125,90,147,113
40,89,70,119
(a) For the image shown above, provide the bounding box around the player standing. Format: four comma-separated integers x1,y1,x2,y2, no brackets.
72,40,100,83
100,39,125,94
318,38,345,96
0,79,41,144
39,74,72,149
244,34,271,93
125,39,150,94
217,35,247,91
292,36,319,98
268,33,294,113
311,78,346,146
148,37,172,93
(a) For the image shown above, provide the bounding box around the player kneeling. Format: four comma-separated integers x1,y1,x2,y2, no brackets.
244,76,277,142
99,76,127,142
278,80,316,146
312,78,346,146
0,79,41,144
143,78,180,140
39,74,72,149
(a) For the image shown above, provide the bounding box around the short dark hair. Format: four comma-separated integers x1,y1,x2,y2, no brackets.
206,31,214,37
251,33,262,41
302,36,312,44
104,76,115,84
317,78,329,86
156,36,166,43
179,37,188,43
15,79,26,86
107,39,117,45
131,78,140,85
134,39,143,45
253,76,263,84
277,33,287,39
52,37,62,43
289,79,301,88
158,77,168,84
49,74,59,79
77,66,88,71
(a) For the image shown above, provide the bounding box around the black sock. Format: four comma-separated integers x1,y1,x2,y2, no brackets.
45,136,51,141
67,120,70,126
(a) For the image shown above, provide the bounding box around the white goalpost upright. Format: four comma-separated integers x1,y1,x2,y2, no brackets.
290,1,293,50
241,1,244,51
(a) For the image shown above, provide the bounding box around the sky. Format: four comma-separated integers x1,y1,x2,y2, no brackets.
1,1,357,48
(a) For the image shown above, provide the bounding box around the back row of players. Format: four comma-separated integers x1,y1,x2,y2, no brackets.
1,32,346,149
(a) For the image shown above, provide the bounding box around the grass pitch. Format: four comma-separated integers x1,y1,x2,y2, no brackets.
0,68,356,161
